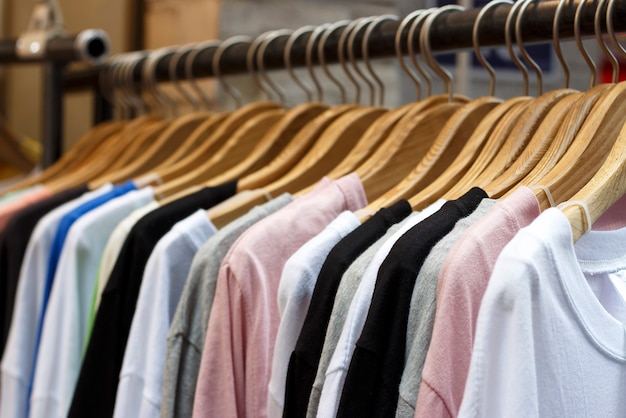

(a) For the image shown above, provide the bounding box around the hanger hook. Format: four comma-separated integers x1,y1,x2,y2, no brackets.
595,0,619,83
257,29,293,106
169,44,201,112
306,23,332,102
339,18,366,104
348,17,379,105
318,20,351,104
473,0,513,97
409,9,436,98
363,14,399,106
285,25,316,102
246,31,278,102
185,40,220,110
607,0,626,61
574,0,597,88
396,11,425,101
420,5,464,102
516,0,543,96
122,52,147,117
504,0,530,96
144,47,180,117
104,55,129,119
552,0,570,88
213,35,250,108
126,51,150,115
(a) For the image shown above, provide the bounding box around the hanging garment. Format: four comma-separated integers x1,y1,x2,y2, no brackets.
316,202,446,418
0,184,88,355
0,184,113,418
282,199,414,418
414,186,540,418
161,194,293,418
458,208,626,418
29,187,156,418
68,181,237,418
192,174,367,418
0,186,54,232
396,198,496,418
336,188,487,418
113,210,218,418
268,210,362,418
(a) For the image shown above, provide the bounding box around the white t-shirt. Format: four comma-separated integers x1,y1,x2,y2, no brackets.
29,187,155,418
113,210,217,418
317,200,445,418
0,184,113,418
459,208,626,418
268,211,360,418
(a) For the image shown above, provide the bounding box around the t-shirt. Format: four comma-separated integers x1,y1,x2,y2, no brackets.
161,194,293,418
68,181,237,418
0,185,112,418
0,184,88,355
87,201,159,341
268,211,361,418
192,174,367,418
306,219,412,418
29,187,156,418
0,186,53,232
414,187,539,418
396,199,495,418
28,182,137,410
336,188,487,418
113,210,218,418
458,208,626,418
317,202,447,418
283,200,413,418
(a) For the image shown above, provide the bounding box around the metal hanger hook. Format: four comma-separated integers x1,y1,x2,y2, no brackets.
169,43,201,112
553,0,570,88
363,14,399,106
574,0,597,88
213,35,251,108
143,47,180,117
505,0,530,96
305,23,332,102
339,18,367,104
408,9,436,98
246,31,278,102
594,0,619,83
420,5,465,102
318,20,351,104
185,40,220,110
516,0,544,96
257,29,293,106
396,11,426,101
473,0,513,97
285,25,316,102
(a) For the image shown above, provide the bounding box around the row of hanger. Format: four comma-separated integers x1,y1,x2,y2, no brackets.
3,0,626,241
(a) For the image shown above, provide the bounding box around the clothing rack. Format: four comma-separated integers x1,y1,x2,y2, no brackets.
61,0,626,159
0,29,110,168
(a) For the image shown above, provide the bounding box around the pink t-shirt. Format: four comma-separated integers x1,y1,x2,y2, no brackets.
0,186,53,232
192,174,367,418
414,187,540,418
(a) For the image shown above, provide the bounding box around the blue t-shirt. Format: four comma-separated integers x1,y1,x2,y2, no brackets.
27,181,136,408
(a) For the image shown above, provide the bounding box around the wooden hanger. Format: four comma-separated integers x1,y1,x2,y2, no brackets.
0,118,37,173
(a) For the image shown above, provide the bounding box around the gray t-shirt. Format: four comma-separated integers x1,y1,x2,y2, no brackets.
395,199,495,418
160,194,292,418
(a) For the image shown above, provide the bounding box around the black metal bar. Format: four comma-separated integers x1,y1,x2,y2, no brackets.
0,30,109,64
63,0,626,91
42,62,64,167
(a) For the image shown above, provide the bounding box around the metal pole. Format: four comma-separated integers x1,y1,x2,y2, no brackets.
42,61,64,168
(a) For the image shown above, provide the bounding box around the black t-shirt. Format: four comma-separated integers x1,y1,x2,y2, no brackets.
336,188,487,418
0,184,88,355
282,200,412,418
67,181,237,418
